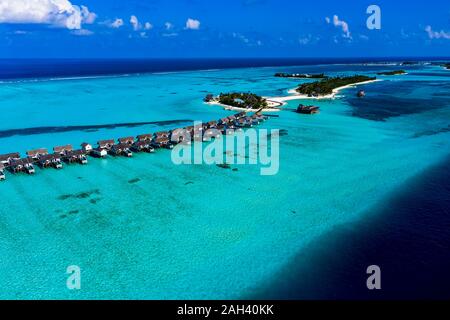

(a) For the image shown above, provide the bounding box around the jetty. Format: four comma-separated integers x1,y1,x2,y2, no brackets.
0,111,267,181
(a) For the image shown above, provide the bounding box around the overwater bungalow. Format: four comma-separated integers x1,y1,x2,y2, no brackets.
0,152,21,166
219,117,231,125
81,142,93,154
171,128,191,144
244,116,256,127
118,137,135,145
0,163,5,181
92,140,114,158
64,150,88,164
154,131,170,139
203,128,222,141
111,143,133,157
152,137,173,149
206,121,217,129
216,124,227,134
38,154,63,169
249,114,261,125
192,129,203,142
53,144,73,156
97,140,115,150
26,148,48,160
137,134,153,142
10,158,35,174
254,112,267,121
236,118,251,128
131,140,155,153
235,112,247,119
91,147,108,158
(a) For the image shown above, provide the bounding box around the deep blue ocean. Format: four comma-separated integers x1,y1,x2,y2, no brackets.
0,58,449,299
0,57,448,80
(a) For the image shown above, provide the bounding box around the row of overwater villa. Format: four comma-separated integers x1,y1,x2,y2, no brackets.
0,111,267,181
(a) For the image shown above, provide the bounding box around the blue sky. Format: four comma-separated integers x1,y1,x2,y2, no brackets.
0,0,449,58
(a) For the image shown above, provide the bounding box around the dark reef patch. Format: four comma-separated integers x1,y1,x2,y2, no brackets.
0,120,192,139
413,125,450,138
57,189,100,201
346,80,450,121
89,198,101,204
128,178,141,184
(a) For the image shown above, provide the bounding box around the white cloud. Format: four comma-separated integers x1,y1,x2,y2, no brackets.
0,0,96,30
144,22,153,30
80,5,96,24
326,15,351,39
110,18,124,29
165,22,173,30
425,25,450,40
130,15,141,31
185,18,200,30
299,35,311,45
71,28,93,36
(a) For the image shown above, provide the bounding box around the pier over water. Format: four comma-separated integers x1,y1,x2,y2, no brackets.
0,112,267,181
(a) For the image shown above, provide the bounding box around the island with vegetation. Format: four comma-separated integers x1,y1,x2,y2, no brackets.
443,63,450,70
377,70,406,76
295,75,377,96
205,92,271,110
275,73,326,79
218,93,268,109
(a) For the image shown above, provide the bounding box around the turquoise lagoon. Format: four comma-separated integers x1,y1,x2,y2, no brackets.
0,63,449,299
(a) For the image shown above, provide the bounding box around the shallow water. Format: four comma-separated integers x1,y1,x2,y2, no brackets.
0,63,449,299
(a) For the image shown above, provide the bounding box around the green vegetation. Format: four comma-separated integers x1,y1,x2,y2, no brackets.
203,94,214,102
275,73,326,79
218,92,268,109
377,70,406,76
296,75,376,96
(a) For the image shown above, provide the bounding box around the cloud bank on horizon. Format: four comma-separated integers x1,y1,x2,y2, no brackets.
0,0,448,58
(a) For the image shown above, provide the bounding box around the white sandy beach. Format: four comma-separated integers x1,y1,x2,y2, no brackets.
267,79,382,104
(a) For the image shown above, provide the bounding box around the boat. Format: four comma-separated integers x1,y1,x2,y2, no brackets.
296,104,320,114
357,90,366,97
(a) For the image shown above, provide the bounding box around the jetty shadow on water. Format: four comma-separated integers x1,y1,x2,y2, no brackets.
250,156,450,300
